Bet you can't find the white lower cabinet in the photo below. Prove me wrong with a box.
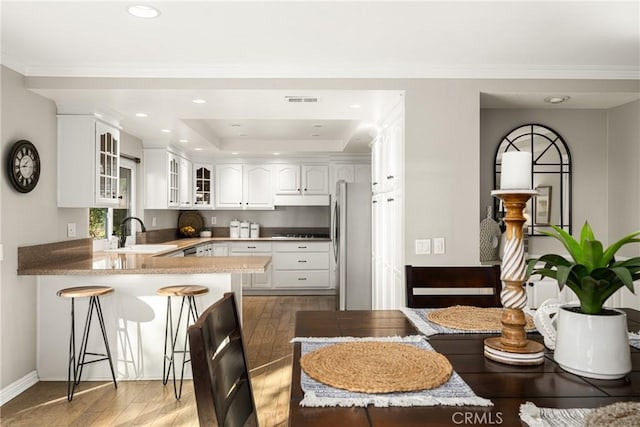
[230,242,272,289]
[525,277,578,309]
[272,241,330,289]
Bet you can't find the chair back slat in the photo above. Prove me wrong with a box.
[189,292,258,427]
[405,265,501,308]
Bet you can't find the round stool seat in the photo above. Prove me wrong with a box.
[57,286,114,298]
[157,285,209,297]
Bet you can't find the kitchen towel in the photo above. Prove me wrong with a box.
[291,335,493,408]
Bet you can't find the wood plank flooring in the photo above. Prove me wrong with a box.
[0,295,335,427]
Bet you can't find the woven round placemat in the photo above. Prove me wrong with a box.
[427,305,535,331]
[300,342,452,394]
[585,402,640,427]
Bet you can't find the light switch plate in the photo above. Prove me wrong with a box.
[434,237,445,254]
[415,239,431,255]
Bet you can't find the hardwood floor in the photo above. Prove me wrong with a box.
[0,295,335,427]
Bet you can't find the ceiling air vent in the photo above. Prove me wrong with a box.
[285,96,319,103]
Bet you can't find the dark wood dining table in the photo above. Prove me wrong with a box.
[289,309,640,426]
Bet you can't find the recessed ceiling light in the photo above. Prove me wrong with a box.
[194,147,204,151]
[231,152,239,155]
[273,152,280,156]
[544,95,571,104]
[350,104,361,109]
[179,139,188,143]
[161,129,171,133]
[135,112,148,118]
[192,99,207,104]
[127,5,160,19]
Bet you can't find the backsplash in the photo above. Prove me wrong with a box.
[144,205,330,232]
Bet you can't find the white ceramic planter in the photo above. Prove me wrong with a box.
[554,305,631,380]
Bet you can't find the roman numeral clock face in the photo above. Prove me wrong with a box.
[8,140,40,193]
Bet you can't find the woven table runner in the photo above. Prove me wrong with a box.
[401,306,536,336]
[520,401,640,427]
[291,335,493,408]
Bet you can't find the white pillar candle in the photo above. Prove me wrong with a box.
[500,151,532,190]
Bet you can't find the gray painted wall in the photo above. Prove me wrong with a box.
[607,100,640,257]
[1,67,87,389]
[480,108,609,256]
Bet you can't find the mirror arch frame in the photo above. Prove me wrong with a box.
[493,123,572,236]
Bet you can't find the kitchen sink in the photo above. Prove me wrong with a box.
[104,244,179,254]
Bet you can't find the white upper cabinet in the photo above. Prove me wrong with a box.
[372,105,403,194]
[302,164,329,194]
[244,164,274,209]
[216,163,274,210]
[179,156,193,208]
[273,163,329,206]
[167,153,180,208]
[58,115,120,208]
[331,164,355,187]
[144,148,192,209]
[274,164,302,195]
[215,164,244,208]
[193,163,214,208]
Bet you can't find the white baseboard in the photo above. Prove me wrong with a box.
[0,371,39,406]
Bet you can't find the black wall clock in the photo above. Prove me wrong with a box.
[7,139,41,193]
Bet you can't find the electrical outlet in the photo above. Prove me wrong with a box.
[152,217,157,227]
[434,237,445,254]
[415,239,431,255]
[67,223,76,238]
[211,216,217,225]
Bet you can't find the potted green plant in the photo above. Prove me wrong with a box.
[526,222,640,379]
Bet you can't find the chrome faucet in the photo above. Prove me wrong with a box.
[118,216,147,248]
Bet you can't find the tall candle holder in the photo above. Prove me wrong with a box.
[484,190,545,365]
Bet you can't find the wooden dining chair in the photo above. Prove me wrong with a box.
[405,265,502,308]
[188,292,258,427]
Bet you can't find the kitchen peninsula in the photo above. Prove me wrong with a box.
[18,238,270,382]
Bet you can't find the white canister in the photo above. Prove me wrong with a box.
[230,220,240,238]
[250,223,260,238]
[239,221,250,238]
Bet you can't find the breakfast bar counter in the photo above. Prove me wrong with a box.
[18,238,271,382]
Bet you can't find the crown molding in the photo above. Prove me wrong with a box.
[5,60,639,80]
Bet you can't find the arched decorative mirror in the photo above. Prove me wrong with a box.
[494,124,572,236]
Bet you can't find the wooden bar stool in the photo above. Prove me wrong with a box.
[157,285,209,399]
[56,285,117,401]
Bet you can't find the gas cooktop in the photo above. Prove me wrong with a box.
[271,233,330,239]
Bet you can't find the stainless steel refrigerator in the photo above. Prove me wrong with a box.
[332,180,372,310]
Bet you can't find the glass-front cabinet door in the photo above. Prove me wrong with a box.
[194,163,213,207]
[95,122,120,205]
[168,153,180,208]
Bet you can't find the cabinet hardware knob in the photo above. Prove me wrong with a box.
[387,198,395,202]
[298,246,307,249]
[387,175,394,179]
[372,182,378,185]
[372,200,378,204]
[298,277,307,281]
[248,246,256,249]
[298,260,307,263]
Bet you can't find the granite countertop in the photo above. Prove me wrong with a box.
[18,234,332,276]
[17,238,271,276]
